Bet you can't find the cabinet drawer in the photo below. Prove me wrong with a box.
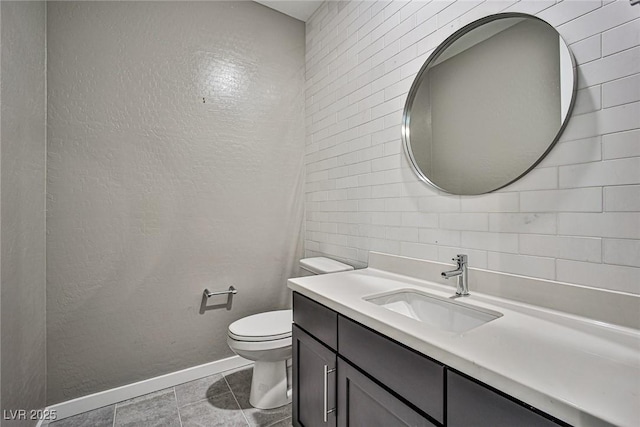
[447,370,565,427]
[293,292,338,350]
[338,316,444,423]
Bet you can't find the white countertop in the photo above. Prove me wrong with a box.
[288,266,640,427]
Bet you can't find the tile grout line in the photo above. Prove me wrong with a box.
[173,388,183,427]
[176,393,230,411]
[223,373,251,427]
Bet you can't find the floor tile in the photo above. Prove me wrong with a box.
[49,405,114,427]
[114,389,180,427]
[265,417,293,427]
[175,373,230,407]
[179,391,249,427]
[224,367,292,427]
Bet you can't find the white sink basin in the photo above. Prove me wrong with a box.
[365,290,502,333]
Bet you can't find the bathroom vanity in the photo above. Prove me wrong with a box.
[292,293,565,427]
[288,253,640,427]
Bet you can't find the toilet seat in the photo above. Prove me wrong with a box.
[227,336,292,353]
[228,309,292,342]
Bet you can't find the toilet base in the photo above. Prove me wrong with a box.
[249,360,292,409]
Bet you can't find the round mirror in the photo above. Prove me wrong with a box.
[402,13,576,195]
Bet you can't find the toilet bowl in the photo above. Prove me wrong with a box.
[227,310,293,409]
[227,257,353,409]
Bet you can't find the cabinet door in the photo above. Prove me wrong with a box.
[447,370,565,427]
[337,358,437,427]
[293,324,337,427]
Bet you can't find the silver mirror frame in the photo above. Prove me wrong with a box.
[401,13,577,195]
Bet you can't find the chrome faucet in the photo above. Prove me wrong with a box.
[441,254,469,297]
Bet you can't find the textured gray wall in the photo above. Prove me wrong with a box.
[1,1,47,424]
[47,1,305,403]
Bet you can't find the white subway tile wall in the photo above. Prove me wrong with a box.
[304,0,640,294]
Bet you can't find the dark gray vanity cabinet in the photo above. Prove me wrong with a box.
[292,292,568,427]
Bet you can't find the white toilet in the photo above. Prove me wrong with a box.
[227,257,353,409]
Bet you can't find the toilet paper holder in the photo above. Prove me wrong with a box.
[203,286,237,299]
[201,286,237,312]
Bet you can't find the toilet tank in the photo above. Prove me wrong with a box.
[299,257,354,275]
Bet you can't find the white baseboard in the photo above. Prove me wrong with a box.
[45,355,252,421]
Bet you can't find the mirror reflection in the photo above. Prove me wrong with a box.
[403,14,576,195]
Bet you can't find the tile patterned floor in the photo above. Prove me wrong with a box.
[46,366,292,427]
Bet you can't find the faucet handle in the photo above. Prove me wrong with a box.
[453,254,467,263]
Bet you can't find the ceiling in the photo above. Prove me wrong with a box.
[255,0,324,22]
